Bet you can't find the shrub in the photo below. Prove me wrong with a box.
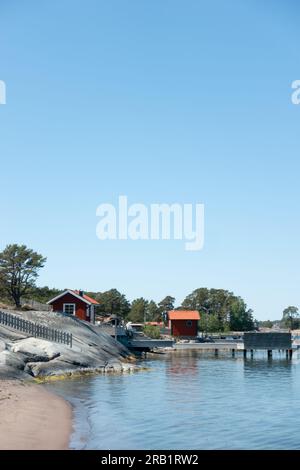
[143,324,161,339]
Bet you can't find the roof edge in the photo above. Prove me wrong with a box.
[47,289,94,306]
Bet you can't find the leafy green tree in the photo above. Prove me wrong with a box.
[282,306,299,330]
[128,298,149,322]
[30,286,63,304]
[199,313,222,333]
[182,287,254,332]
[0,244,46,308]
[182,288,210,312]
[229,299,254,331]
[146,300,160,322]
[158,295,175,323]
[158,296,175,315]
[94,288,130,318]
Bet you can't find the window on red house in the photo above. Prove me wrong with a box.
[63,303,76,316]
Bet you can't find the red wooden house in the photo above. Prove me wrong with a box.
[167,310,200,338]
[47,289,99,323]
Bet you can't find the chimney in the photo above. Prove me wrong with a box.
[79,290,84,297]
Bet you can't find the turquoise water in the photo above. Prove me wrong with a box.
[46,351,300,450]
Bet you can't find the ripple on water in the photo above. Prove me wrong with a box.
[45,351,300,450]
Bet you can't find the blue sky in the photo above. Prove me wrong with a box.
[0,0,300,319]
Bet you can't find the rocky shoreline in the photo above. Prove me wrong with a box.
[0,310,141,449]
[0,309,138,380]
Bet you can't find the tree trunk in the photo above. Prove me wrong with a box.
[12,293,21,309]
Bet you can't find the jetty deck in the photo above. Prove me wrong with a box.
[127,338,174,351]
[173,333,295,359]
[174,342,240,351]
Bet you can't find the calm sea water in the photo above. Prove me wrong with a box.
[46,351,300,450]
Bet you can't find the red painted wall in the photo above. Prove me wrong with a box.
[171,320,198,337]
[50,293,89,321]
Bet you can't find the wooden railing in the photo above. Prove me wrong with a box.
[0,311,72,348]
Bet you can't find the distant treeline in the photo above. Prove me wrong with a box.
[26,286,255,332]
[1,243,287,333]
[259,309,300,331]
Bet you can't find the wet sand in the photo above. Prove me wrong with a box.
[0,380,72,450]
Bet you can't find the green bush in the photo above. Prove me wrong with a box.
[143,324,161,339]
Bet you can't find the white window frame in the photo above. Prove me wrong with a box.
[63,303,76,316]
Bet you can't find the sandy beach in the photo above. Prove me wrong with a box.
[0,380,72,450]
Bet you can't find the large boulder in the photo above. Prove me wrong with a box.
[0,350,26,371]
[10,338,61,362]
[25,358,85,377]
[0,309,135,379]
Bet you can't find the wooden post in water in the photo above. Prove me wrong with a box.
[250,349,254,358]
[231,349,235,357]
[214,349,218,357]
[289,349,293,360]
[267,350,272,359]
[243,349,247,358]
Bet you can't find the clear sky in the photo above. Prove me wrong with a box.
[0,0,300,320]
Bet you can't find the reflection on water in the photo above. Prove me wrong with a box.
[46,351,300,450]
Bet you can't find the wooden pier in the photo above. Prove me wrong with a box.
[174,342,239,352]
[243,332,293,358]
[173,333,294,359]
[126,338,174,351]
